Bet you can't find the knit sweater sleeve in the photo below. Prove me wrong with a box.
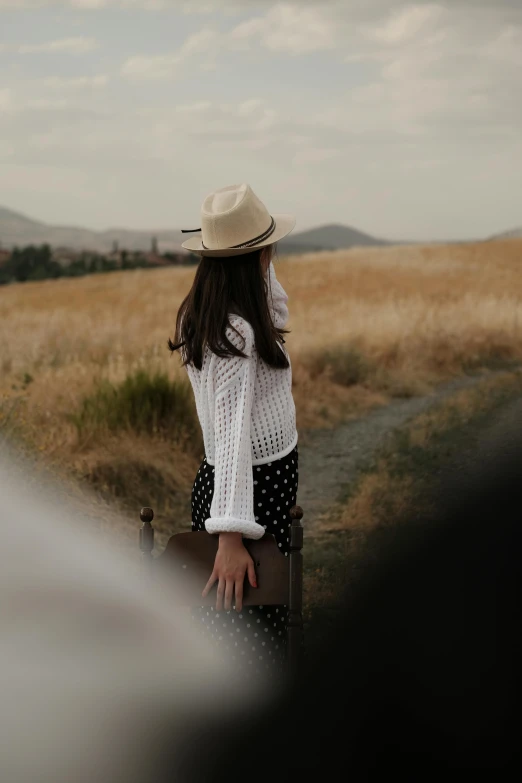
[266,259,289,329]
[204,317,265,540]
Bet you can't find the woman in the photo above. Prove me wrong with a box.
[168,183,299,677]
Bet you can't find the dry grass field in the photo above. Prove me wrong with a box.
[1,238,521,546]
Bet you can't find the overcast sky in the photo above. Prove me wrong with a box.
[0,0,520,241]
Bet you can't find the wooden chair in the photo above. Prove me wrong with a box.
[139,505,305,675]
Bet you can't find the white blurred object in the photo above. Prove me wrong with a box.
[0,442,266,783]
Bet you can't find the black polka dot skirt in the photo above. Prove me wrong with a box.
[191,443,299,679]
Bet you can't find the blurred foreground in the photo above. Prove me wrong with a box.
[183,398,522,779]
[0,441,268,783]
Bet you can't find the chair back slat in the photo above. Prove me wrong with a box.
[139,506,304,674]
[154,532,289,607]
[287,511,304,672]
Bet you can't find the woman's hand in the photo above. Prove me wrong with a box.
[202,532,257,612]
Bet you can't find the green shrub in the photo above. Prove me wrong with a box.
[70,370,198,440]
[307,344,372,387]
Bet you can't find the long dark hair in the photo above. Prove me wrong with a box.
[167,243,290,371]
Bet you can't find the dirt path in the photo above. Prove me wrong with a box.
[296,370,509,536]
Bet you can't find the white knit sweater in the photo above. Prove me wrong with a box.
[184,260,298,540]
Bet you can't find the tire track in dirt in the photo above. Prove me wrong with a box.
[296,370,512,536]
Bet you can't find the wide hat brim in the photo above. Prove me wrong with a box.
[181,214,296,257]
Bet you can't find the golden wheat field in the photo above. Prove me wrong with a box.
[2,239,522,545]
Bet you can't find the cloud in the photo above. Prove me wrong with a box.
[121,3,337,81]
[120,52,179,78]
[174,100,213,114]
[229,4,337,54]
[121,28,218,78]
[483,24,522,66]
[0,0,502,7]
[0,0,520,12]
[0,87,14,113]
[200,99,278,133]
[365,3,446,44]
[292,146,340,166]
[0,0,243,8]
[180,1,242,13]
[135,98,341,164]
[17,37,98,54]
[118,0,521,89]
[298,2,522,140]
[141,98,278,136]
[26,98,71,109]
[70,0,119,6]
[1,162,92,197]
[0,0,147,6]
[43,74,109,88]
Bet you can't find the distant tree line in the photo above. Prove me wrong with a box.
[0,244,198,285]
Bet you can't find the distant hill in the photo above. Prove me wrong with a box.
[278,223,389,253]
[0,206,185,254]
[0,206,394,256]
[489,227,522,240]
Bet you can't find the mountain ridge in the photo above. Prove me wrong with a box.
[279,222,389,250]
[488,227,522,240]
[0,206,390,254]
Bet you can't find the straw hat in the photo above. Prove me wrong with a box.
[181,183,296,257]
